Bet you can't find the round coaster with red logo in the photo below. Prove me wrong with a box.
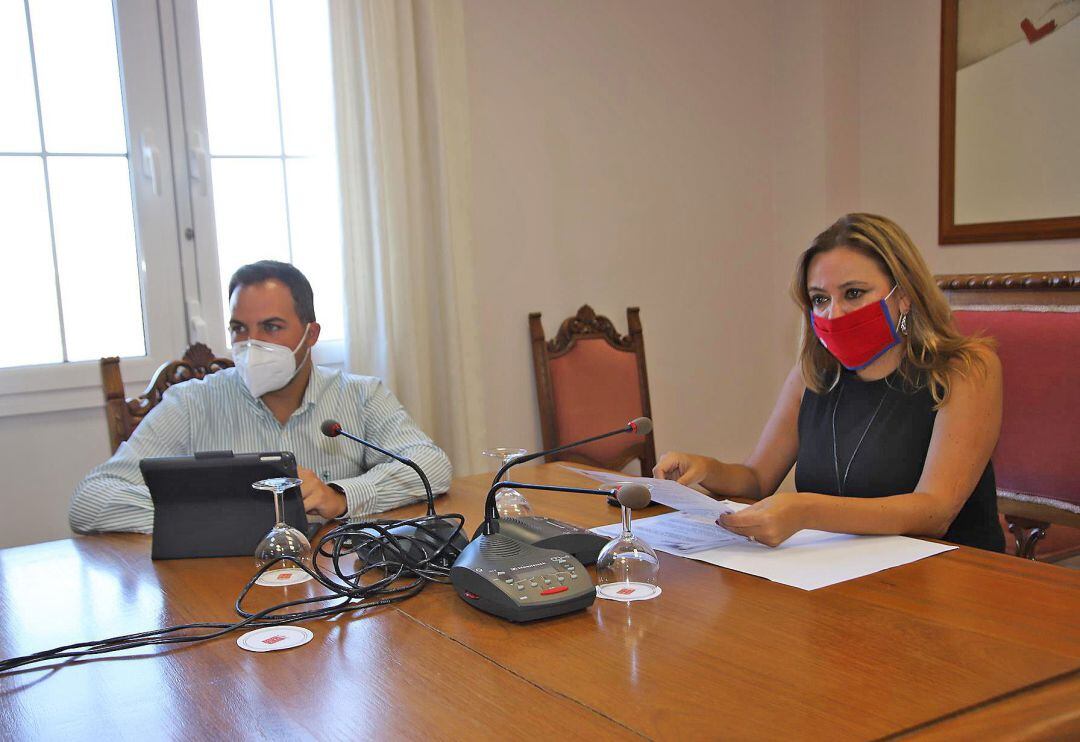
[237,626,314,653]
[255,568,313,587]
[595,582,662,602]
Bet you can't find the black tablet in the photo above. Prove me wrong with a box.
[141,450,314,560]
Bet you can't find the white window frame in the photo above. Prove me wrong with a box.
[0,0,344,418]
[172,0,344,365]
[0,0,187,417]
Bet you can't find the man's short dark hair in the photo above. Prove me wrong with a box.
[227,260,317,324]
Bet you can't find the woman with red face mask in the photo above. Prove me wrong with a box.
[655,213,1005,551]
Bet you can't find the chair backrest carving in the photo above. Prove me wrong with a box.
[100,342,234,453]
[530,305,656,474]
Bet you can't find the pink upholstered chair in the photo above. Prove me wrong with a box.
[938,272,1080,561]
[529,305,656,474]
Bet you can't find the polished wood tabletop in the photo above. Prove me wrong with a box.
[1,464,1078,740]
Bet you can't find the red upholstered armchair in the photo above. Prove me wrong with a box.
[938,272,1080,561]
[529,305,656,474]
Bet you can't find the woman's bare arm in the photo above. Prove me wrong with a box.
[654,365,804,500]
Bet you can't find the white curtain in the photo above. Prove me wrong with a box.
[329,0,487,474]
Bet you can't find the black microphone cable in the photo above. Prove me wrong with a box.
[0,509,468,674]
[1,418,470,674]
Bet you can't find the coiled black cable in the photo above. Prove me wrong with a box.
[0,511,467,674]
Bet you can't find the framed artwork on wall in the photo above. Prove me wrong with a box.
[939,0,1080,244]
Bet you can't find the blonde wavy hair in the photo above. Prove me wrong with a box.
[791,213,992,407]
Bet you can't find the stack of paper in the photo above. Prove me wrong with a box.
[566,465,957,591]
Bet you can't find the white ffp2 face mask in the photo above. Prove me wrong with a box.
[232,324,311,398]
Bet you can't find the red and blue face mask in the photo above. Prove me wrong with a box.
[810,285,902,370]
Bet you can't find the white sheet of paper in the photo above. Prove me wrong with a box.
[683,534,956,591]
[593,511,747,553]
[592,508,957,590]
[559,465,733,514]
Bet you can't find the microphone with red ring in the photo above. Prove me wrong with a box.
[477,417,654,564]
[321,419,437,515]
[319,419,467,570]
[490,416,653,485]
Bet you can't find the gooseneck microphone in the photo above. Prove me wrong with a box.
[474,416,654,566]
[450,481,652,622]
[319,419,467,569]
[481,481,652,530]
[491,416,653,484]
[321,419,435,516]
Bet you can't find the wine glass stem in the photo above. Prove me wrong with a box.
[273,488,286,527]
[621,505,633,537]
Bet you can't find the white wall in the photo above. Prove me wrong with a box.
[0,408,112,547]
[856,0,1080,272]
[464,0,798,478]
[1,0,1076,550]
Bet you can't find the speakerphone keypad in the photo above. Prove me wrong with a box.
[498,555,583,602]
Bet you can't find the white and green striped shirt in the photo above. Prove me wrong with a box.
[69,366,452,534]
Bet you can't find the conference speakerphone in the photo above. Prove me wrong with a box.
[475,514,610,565]
[450,481,651,621]
[450,533,595,621]
[451,419,654,622]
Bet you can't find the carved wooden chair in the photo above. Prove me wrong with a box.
[937,271,1080,561]
[529,305,656,474]
[100,342,234,454]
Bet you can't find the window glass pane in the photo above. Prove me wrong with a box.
[196,0,343,348]
[197,0,281,156]
[48,156,145,361]
[273,0,336,157]
[0,157,63,367]
[287,157,342,340]
[0,1,42,152]
[211,158,290,316]
[28,0,126,154]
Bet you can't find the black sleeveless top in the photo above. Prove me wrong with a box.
[795,369,1004,552]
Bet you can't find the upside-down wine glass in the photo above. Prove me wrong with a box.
[253,477,312,570]
[481,447,534,517]
[595,494,660,601]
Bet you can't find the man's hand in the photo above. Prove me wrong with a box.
[717,492,811,547]
[296,466,348,520]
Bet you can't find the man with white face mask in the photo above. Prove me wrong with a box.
[70,261,452,534]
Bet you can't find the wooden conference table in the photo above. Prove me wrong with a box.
[1,464,1078,740]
